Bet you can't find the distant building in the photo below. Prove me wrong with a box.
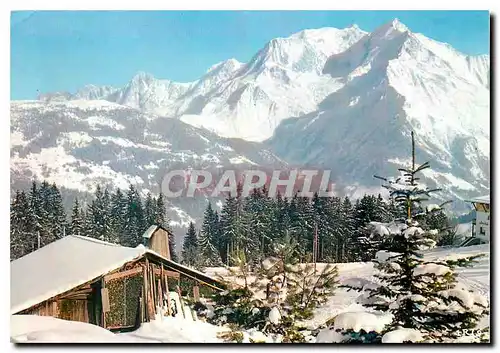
[461,195,490,247]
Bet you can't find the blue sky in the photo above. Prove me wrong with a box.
[11,10,490,100]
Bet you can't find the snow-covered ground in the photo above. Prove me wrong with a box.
[11,244,489,343]
[11,314,227,343]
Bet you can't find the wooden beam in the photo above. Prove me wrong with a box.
[104,266,143,282]
[101,278,106,329]
[142,265,149,322]
[153,267,180,279]
[163,268,171,316]
[150,263,156,310]
[176,286,185,318]
[193,286,200,302]
[156,278,161,305]
[146,261,155,319]
[101,288,110,313]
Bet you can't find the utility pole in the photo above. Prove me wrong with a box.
[313,223,318,272]
[37,231,40,249]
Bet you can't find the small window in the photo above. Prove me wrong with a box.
[480,227,486,235]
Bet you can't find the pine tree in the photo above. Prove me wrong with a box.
[199,202,222,266]
[220,194,239,265]
[211,233,339,343]
[89,185,104,240]
[270,191,291,244]
[295,195,315,260]
[101,188,112,242]
[10,190,30,260]
[82,206,94,238]
[27,181,44,251]
[339,196,356,262]
[110,188,127,244]
[48,183,67,240]
[144,192,156,226]
[122,185,145,247]
[70,197,84,236]
[342,132,489,342]
[181,221,199,267]
[38,180,53,247]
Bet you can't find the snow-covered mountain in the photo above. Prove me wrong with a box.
[38,26,367,141]
[12,19,490,221]
[267,19,490,206]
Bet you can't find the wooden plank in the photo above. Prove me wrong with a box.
[150,263,156,310]
[101,288,110,313]
[176,286,186,318]
[101,278,106,329]
[63,294,90,300]
[104,266,143,282]
[139,286,144,324]
[146,261,155,319]
[142,265,149,322]
[193,286,200,302]
[84,301,89,323]
[157,279,162,305]
[153,267,180,279]
[164,272,171,316]
[52,301,58,317]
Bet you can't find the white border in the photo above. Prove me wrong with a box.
[2,1,497,352]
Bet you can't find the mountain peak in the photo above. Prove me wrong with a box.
[372,18,409,37]
[130,71,156,84]
[206,58,243,74]
[366,18,410,44]
[391,18,408,32]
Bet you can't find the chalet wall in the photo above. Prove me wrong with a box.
[20,298,90,324]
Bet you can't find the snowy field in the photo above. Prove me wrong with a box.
[11,244,489,343]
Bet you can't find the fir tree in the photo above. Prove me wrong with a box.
[10,190,31,260]
[339,196,357,262]
[48,183,67,240]
[70,197,84,236]
[220,194,239,265]
[27,181,42,251]
[199,202,222,266]
[122,185,144,247]
[342,132,489,342]
[38,181,53,247]
[181,221,199,267]
[110,188,127,244]
[144,192,156,226]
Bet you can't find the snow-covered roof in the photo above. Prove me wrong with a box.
[11,235,146,315]
[142,224,169,239]
[11,234,224,315]
[465,195,490,204]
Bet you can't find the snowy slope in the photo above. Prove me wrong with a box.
[11,314,228,343]
[267,19,490,208]
[205,243,490,333]
[10,100,287,236]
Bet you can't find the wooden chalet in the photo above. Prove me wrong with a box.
[10,226,225,331]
